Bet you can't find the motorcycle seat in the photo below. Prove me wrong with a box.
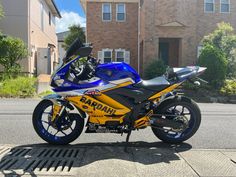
[134,76,170,91]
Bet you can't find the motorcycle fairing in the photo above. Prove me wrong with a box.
[66,93,131,125]
[51,59,141,93]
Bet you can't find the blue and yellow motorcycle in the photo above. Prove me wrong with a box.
[32,38,206,147]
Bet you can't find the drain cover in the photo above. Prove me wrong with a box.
[0,146,85,176]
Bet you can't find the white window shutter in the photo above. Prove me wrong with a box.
[125,51,130,64]
[98,51,104,63]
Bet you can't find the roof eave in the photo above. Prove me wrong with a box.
[46,0,62,18]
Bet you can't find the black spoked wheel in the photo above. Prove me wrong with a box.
[32,100,84,145]
[151,97,201,143]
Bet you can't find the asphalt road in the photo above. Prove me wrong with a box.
[0,99,235,149]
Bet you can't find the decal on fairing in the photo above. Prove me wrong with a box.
[80,96,116,115]
[84,89,101,96]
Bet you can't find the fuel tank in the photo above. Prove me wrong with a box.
[95,62,141,83]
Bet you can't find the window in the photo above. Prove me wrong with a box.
[115,50,125,62]
[221,0,230,13]
[40,2,44,30]
[102,3,111,21]
[104,50,112,63]
[115,49,130,64]
[116,4,125,21]
[98,49,113,63]
[204,0,214,13]
[49,12,51,25]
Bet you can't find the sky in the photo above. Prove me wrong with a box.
[54,0,86,33]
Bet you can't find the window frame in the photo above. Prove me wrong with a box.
[220,0,230,13]
[102,49,113,63]
[102,3,112,22]
[115,49,125,62]
[116,3,126,22]
[204,0,215,13]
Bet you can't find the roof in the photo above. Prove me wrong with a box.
[80,0,139,12]
[45,0,61,18]
[57,27,86,41]
[56,31,70,42]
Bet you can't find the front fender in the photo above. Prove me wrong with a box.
[43,94,87,118]
[43,94,62,100]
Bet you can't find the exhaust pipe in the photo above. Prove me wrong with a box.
[149,116,184,130]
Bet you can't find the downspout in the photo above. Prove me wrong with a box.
[137,0,141,74]
[28,0,32,76]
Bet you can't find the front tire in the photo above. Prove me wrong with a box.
[151,96,201,143]
[32,100,84,145]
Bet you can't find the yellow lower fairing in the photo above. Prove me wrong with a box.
[52,103,62,122]
[66,93,131,125]
[148,83,181,100]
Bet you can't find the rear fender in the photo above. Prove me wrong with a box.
[157,95,192,110]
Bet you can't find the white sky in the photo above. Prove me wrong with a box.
[56,11,86,33]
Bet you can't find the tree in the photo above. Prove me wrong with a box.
[202,22,236,78]
[198,45,227,88]
[63,25,85,50]
[0,36,28,78]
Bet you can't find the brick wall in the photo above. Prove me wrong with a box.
[86,2,139,71]
[141,0,236,69]
[85,0,236,74]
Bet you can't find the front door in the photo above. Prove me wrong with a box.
[159,42,169,65]
[159,38,180,67]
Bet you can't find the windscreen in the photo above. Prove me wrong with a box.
[64,38,83,62]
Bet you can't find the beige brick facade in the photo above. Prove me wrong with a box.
[81,0,236,74]
[0,0,61,75]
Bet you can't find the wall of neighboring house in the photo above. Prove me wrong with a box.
[141,0,236,71]
[0,0,29,73]
[140,0,198,70]
[0,0,59,76]
[196,0,236,46]
[30,0,58,75]
[86,1,139,71]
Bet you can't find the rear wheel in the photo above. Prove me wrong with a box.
[151,97,201,143]
[32,100,84,145]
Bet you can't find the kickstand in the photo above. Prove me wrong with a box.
[124,130,131,153]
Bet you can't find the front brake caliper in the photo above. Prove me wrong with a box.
[51,102,62,122]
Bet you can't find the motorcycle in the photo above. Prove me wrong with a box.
[32,38,206,149]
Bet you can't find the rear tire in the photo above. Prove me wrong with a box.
[151,96,201,144]
[32,100,84,145]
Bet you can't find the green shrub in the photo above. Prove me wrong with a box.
[198,45,227,88]
[0,35,28,78]
[220,79,236,95]
[0,77,36,97]
[144,59,167,79]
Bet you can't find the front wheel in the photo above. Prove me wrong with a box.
[32,100,84,145]
[151,96,201,143]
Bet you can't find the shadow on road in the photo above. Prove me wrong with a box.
[0,141,192,177]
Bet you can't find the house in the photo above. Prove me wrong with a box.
[80,0,235,74]
[0,0,61,76]
[81,0,139,71]
[57,31,70,63]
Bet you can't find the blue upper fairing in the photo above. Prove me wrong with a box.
[95,62,141,83]
[51,57,104,92]
[50,58,141,93]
